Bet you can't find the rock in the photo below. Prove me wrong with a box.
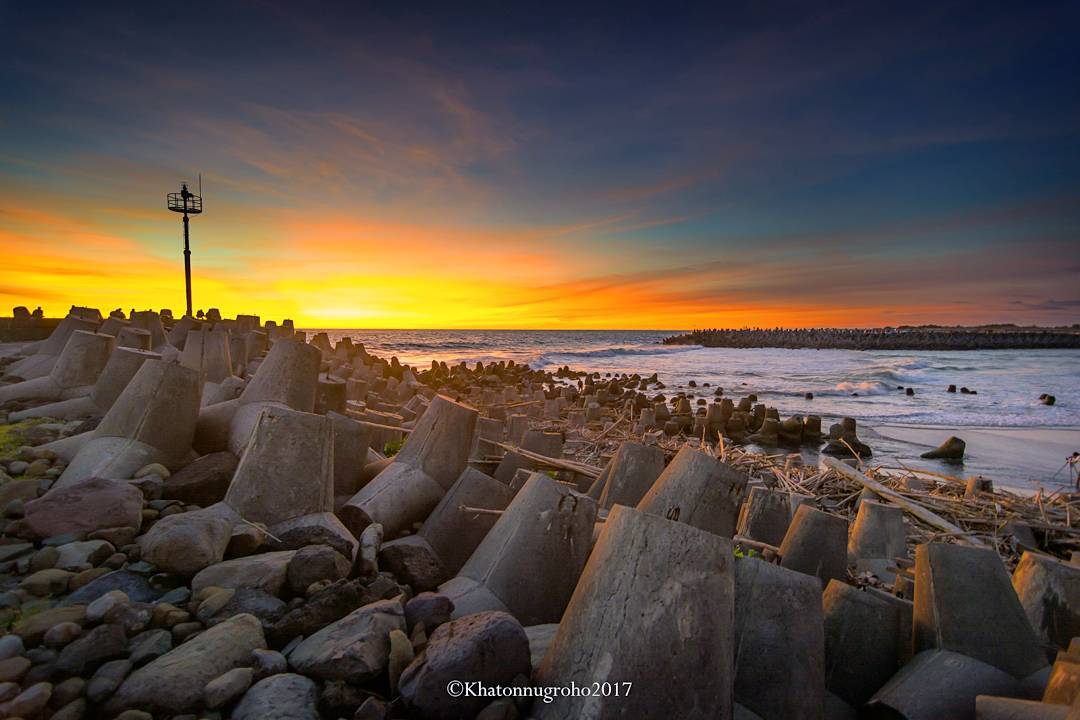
[266,512,357,558]
[31,546,63,572]
[266,579,366,645]
[12,605,87,647]
[203,587,287,628]
[138,507,233,576]
[1,681,52,718]
[0,656,30,683]
[288,598,405,681]
[134,463,169,479]
[400,611,531,720]
[70,566,110,590]
[86,590,130,623]
[354,696,390,720]
[250,648,286,680]
[54,539,114,571]
[86,658,132,703]
[379,541,446,592]
[21,477,143,539]
[106,613,267,714]
[51,675,85,707]
[405,592,454,633]
[191,551,296,598]
[285,544,351,596]
[0,634,25,661]
[128,629,172,665]
[232,673,320,720]
[52,698,88,720]
[43,621,82,648]
[54,623,128,675]
[388,628,414,693]
[356,523,383,579]
[204,666,253,709]
[921,436,966,460]
[162,451,237,506]
[63,570,158,606]
[20,567,74,596]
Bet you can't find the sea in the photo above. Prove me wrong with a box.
[306,329,1080,490]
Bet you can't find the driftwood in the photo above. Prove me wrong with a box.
[822,456,983,546]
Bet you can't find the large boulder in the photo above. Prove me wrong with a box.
[232,673,320,720]
[400,611,531,720]
[106,613,266,714]
[191,551,296,597]
[287,599,405,681]
[161,451,237,506]
[138,506,234,576]
[21,478,142,539]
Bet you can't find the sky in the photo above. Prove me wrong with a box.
[1,1,1078,329]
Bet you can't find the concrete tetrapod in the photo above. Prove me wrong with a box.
[10,346,161,421]
[129,310,172,354]
[848,499,908,583]
[7,315,100,379]
[0,330,114,403]
[535,505,734,720]
[1012,551,1080,652]
[327,411,373,498]
[380,467,516,577]
[339,395,478,539]
[734,556,825,719]
[736,486,792,547]
[493,429,563,484]
[975,696,1070,720]
[822,580,902,706]
[866,650,1024,720]
[192,338,321,454]
[636,445,748,538]
[52,359,202,490]
[180,326,234,385]
[779,504,849,587]
[595,441,665,510]
[167,315,201,350]
[914,542,1048,679]
[224,405,334,527]
[438,473,596,625]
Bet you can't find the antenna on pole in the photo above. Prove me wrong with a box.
[166,178,204,318]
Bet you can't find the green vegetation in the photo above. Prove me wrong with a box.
[734,546,760,559]
[0,417,51,458]
[383,437,405,457]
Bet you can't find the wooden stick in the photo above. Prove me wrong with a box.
[822,456,984,546]
[458,505,505,517]
[491,441,603,479]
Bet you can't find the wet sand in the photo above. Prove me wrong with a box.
[871,423,1080,491]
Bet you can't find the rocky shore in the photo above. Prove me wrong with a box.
[664,325,1080,350]
[1,305,1079,719]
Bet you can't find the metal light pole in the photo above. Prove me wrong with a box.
[167,179,203,317]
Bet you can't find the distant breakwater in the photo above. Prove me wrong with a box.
[663,327,1080,350]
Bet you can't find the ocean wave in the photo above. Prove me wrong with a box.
[834,380,893,396]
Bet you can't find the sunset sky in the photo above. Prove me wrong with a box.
[1,2,1078,329]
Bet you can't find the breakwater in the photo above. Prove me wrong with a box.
[664,326,1080,350]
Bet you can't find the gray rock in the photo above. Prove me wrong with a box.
[191,551,296,597]
[21,477,143,539]
[0,635,25,661]
[54,623,128,676]
[87,659,132,703]
[106,613,266,714]
[138,507,233,576]
[232,673,320,720]
[288,598,405,681]
[128,629,172,665]
[62,570,159,606]
[204,587,286,627]
[379,541,445,592]
[266,579,366,645]
[285,544,351,596]
[405,592,454,633]
[162,451,237,506]
[250,648,286,680]
[399,611,531,720]
[204,666,253,709]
